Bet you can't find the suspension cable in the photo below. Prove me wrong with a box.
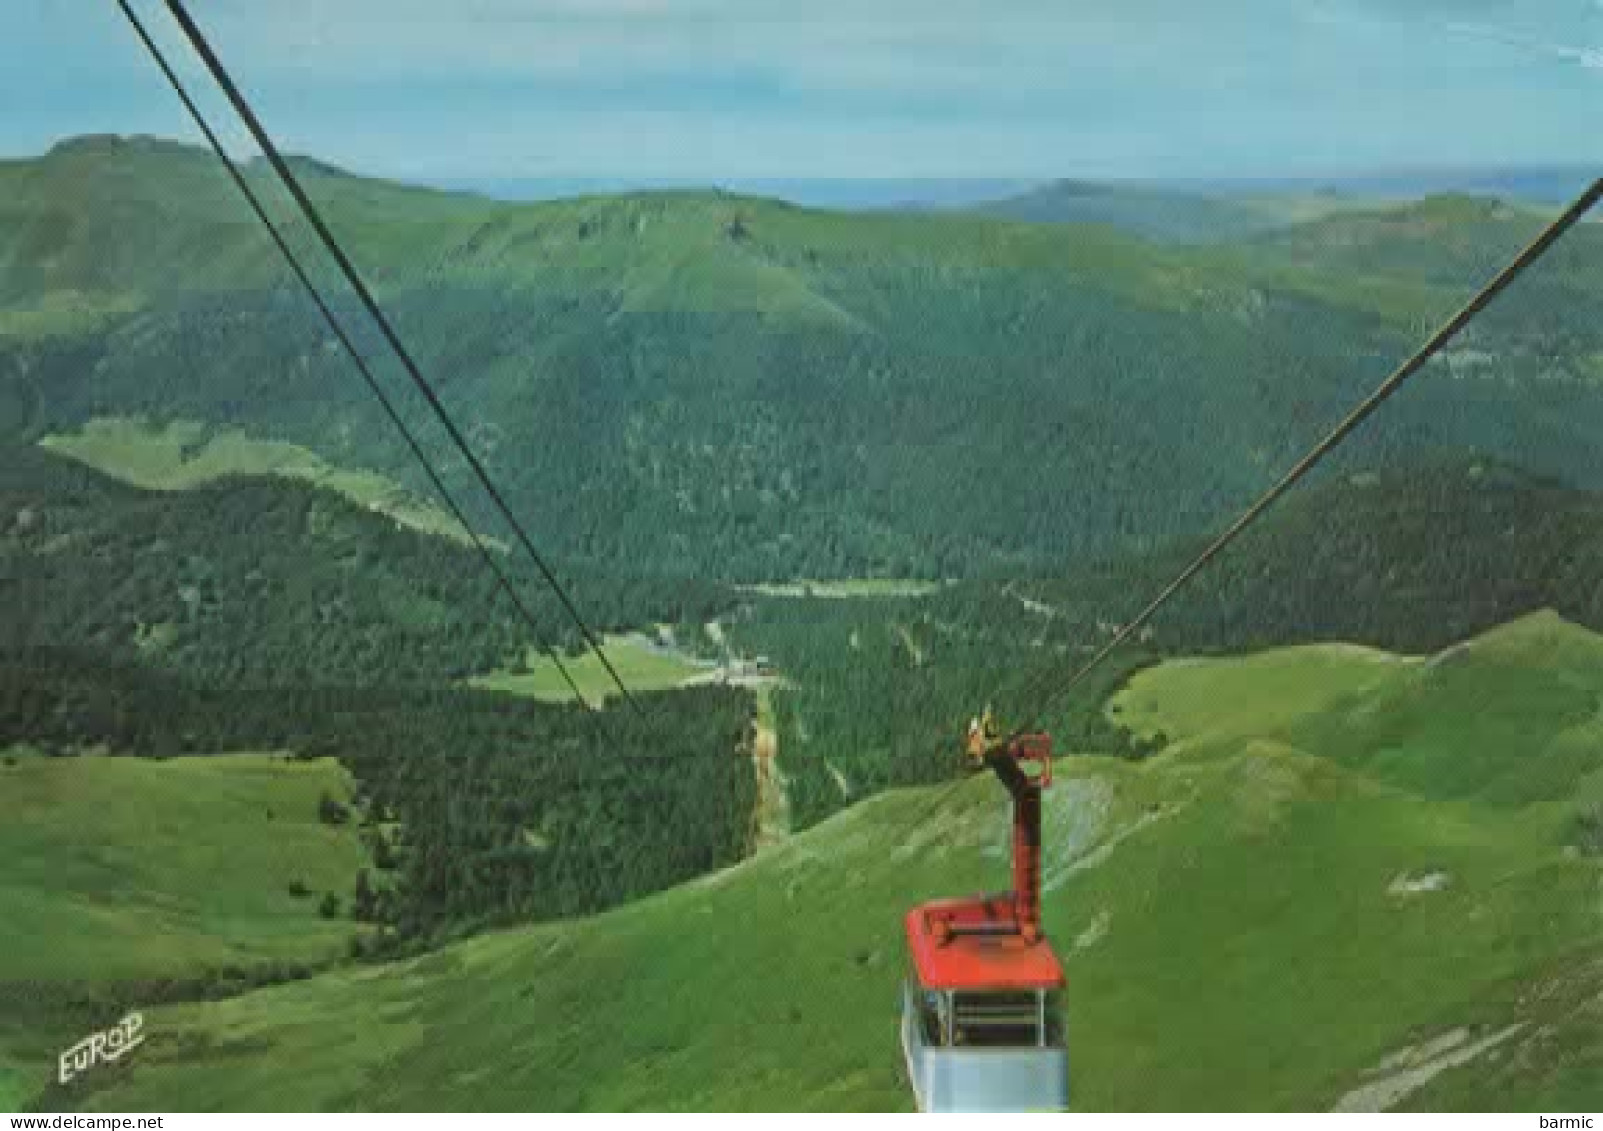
[1014,176,1603,732]
[156,0,642,715]
[112,0,595,709]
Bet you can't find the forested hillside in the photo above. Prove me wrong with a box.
[1,445,732,685]
[731,457,1603,828]
[1,438,751,953]
[6,136,1602,580]
[0,648,753,950]
[941,455,1603,656]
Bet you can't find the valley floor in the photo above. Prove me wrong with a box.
[14,613,1598,1112]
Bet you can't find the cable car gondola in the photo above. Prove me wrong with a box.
[901,724,1068,1113]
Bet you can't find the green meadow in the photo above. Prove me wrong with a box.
[41,418,472,546]
[0,752,366,984]
[467,635,708,704]
[741,580,944,599]
[0,752,369,1111]
[38,614,1600,1112]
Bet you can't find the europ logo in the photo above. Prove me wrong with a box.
[57,1013,145,1085]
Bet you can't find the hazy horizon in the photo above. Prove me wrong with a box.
[14,130,1597,212]
[7,1,1598,184]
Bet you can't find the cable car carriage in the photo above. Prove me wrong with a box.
[901,727,1068,1112]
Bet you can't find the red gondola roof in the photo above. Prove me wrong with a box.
[905,896,1065,991]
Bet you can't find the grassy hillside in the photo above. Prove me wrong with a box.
[0,751,365,983]
[34,615,1600,1112]
[1113,610,1603,811]
[6,137,1602,581]
[0,750,368,1111]
[0,649,757,961]
[0,135,489,307]
[41,417,471,545]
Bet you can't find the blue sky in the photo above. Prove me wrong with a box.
[5,0,1599,181]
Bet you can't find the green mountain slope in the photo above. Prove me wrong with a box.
[730,455,1603,830]
[1284,613,1603,808]
[0,648,756,966]
[0,444,732,686]
[39,417,473,544]
[1257,194,1578,287]
[0,751,365,984]
[983,456,1603,657]
[35,615,1599,1113]
[0,135,489,305]
[1115,610,1603,809]
[0,443,527,685]
[0,749,368,1115]
[975,179,1359,242]
[5,138,1602,580]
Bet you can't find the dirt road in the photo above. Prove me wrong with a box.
[749,687,791,852]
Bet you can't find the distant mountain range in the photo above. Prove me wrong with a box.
[4,135,1601,582]
[429,165,1597,217]
[1189,165,1598,205]
[970,180,1359,243]
[972,167,1596,242]
[431,176,1037,211]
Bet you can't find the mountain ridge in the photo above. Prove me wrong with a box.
[4,137,1601,582]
